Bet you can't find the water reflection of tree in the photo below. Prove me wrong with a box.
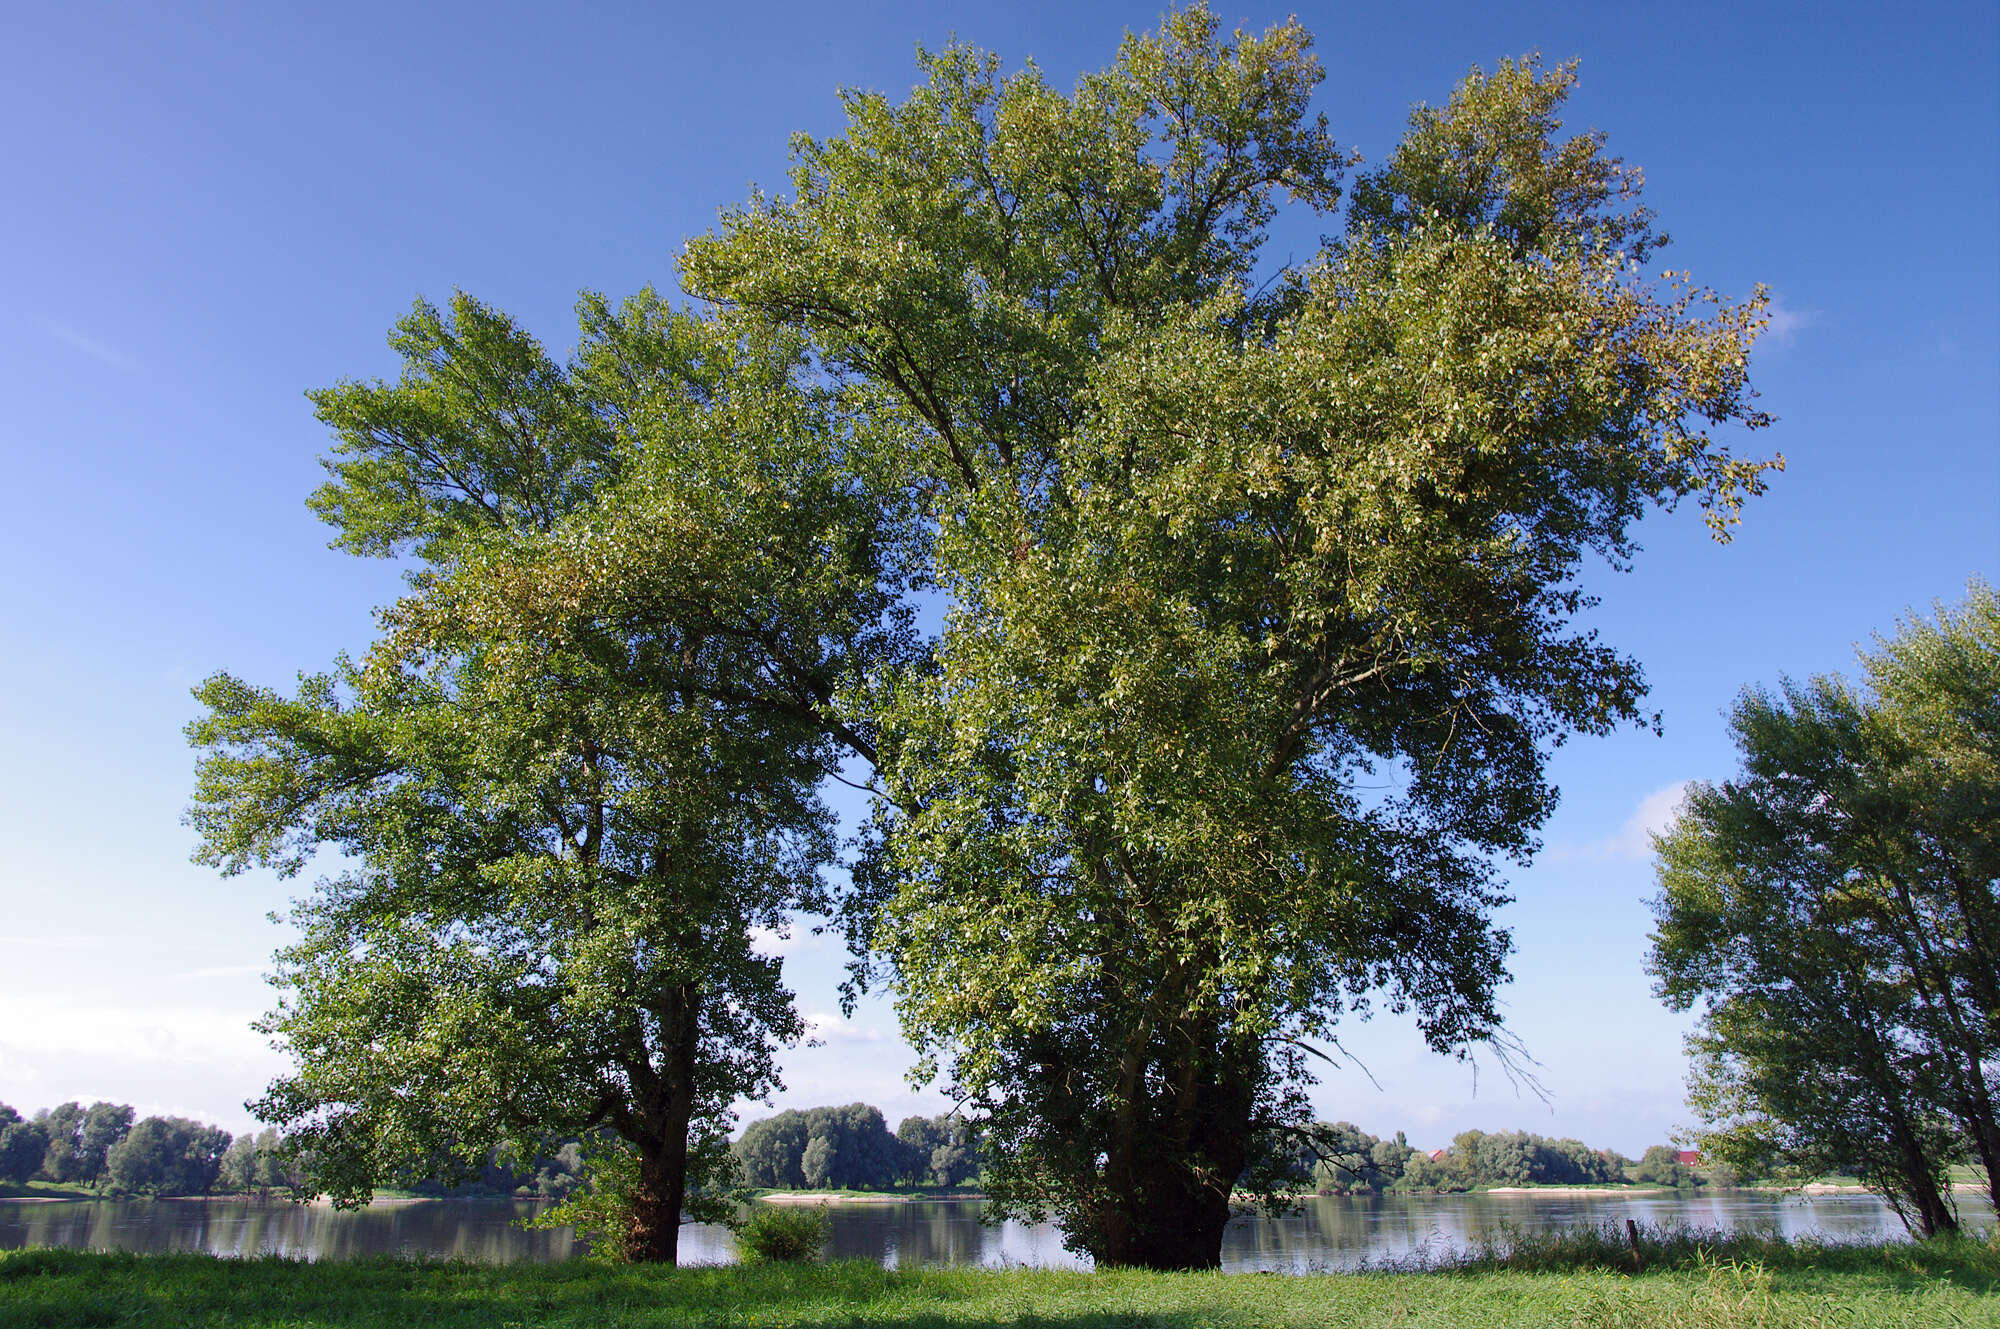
[4,1193,1985,1264]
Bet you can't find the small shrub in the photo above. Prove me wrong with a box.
[734,1203,828,1264]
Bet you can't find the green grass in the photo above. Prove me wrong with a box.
[1,1237,1994,1329]
[1376,1219,1999,1280]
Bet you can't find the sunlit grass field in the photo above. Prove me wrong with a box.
[2,1228,1995,1329]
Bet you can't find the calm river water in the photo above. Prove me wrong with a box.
[3,1192,1990,1270]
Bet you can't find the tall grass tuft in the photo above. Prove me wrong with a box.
[1569,1256,1846,1329]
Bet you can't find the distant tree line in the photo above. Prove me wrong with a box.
[1260,1124,1650,1194]
[0,1099,606,1200]
[733,1106,982,1190]
[0,1101,238,1196]
[4,1091,1718,1201]
[391,1139,592,1200]
[728,1107,1706,1196]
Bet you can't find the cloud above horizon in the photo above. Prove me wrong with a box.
[803,1011,888,1044]
[43,320,139,372]
[1763,296,1815,345]
[1544,782,1690,865]
[749,922,827,958]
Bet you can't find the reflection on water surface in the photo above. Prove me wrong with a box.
[3,1191,1990,1269]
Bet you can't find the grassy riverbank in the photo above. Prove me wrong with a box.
[3,1234,1994,1329]
[0,1183,97,1203]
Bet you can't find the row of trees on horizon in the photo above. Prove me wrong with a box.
[5,1093,1715,1203]
[0,1101,294,1198]
[733,1106,981,1191]
[726,1104,1712,1197]
[0,1100,596,1201]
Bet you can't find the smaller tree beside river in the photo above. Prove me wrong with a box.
[187,293,900,1262]
[1649,583,2000,1237]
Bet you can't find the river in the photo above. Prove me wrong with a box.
[2,1192,1990,1270]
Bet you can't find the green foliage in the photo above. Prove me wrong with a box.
[1649,582,2000,1237]
[521,1135,754,1262]
[0,1108,47,1186]
[186,291,897,1261]
[104,1116,233,1196]
[733,1203,830,1264]
[186,0,1780,1274]
[733,1105,971,1190]
[33,1101,133,1188]
[1633,1145,1705,1189]
[895,1113,983,1188]
[1416,1130,1630,1192]
[305,292,621,564]
[216,1128,306,1195]
[687,2,1775,1269]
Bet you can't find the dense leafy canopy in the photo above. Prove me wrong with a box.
[732,1106,982,1190]
[29,1102,133,1189]
[686,6,1774,1268]
[1649,583,1999,1237]
[216,1129,306,1195]
[186,293,901,1260]
[104,1117,233,1197]
[0,1110,47,1186]
[188,4,1781,1270]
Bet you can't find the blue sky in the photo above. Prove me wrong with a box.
[1,1,1993,1157]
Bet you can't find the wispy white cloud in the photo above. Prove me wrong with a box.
[42,320,139,372]
[174,963,270,981]
[0,934,142,949]
[802,1011,887,1044]
[748,923,825,958]
[0,995,273,1065]
[1763,297,1815,345]
[1544,782,1689,865]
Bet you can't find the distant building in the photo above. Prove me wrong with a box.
[1674,1149,1702,1166]
[1429,1149,1449,1162]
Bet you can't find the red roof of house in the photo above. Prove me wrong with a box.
[1674,1150,1702,1166]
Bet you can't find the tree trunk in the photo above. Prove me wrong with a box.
[1882,869,2000,1210]
[1884,1105,1957,1239]
[1943,1042,2000,1212]
[625,1142,687,1263]
[1084,1022,1256,1271]
[1096,1155,1239,1270]
[622,981,702,1263]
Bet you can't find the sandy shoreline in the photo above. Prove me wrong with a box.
[1795,1182,1989,1195]
[1481,1186,1669,1197]
[757,1191,984,1205]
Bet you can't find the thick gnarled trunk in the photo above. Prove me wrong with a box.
[621,980,703,1263]
[1092,1157,1239,1270]
[625,1141,689,1263]
[1081,1022,1257,1271]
